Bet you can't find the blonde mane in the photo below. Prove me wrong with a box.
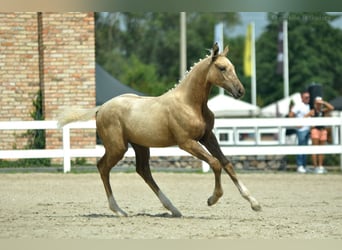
[170,46,229,92]
[169,52,212,92]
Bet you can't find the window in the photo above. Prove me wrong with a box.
[215,128,233,145]
[237,129,255,145]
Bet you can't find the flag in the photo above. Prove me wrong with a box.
[243,23,252,77]
[214,22,224,53]
[276,23,284,74]
[277,20,289,98]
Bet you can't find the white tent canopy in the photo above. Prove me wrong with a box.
[261,92,302,117]
[208,92,260,117]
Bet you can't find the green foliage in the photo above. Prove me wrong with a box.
[95,12,240,96]
[256,12,342,106]
[121,54,165,94]
[1,90,51,168]
[25,90,50,166]
[71,157,87,166]
[96,12,342,106]
[27,90,45,148]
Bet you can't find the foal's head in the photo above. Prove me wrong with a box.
[207,43,245,99]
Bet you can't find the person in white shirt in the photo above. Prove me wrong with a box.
[289,90,311,173]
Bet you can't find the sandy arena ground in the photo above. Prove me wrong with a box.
[0,172,341,239]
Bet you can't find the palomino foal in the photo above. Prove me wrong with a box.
[58,43,261,217]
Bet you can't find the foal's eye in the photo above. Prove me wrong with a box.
[217,66,226,72]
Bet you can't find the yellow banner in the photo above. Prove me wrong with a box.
[243,23,252,77]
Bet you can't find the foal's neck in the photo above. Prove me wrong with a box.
[176,58,212,107]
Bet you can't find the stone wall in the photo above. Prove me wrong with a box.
[117,155,287,171]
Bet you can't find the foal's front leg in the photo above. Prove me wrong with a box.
[200,131,261,211]
[179,140,224,206]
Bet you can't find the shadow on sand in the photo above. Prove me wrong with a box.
[81,212,221,220]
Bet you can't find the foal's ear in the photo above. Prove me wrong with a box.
[222,46,229,56]
[212,42,220,62]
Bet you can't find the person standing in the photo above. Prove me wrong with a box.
[285,100,297,144]
[289,90,311,173]
[310,96,334,174]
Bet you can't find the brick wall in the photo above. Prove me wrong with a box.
[0,12,40,150]
[42,13,96,159]
[0,12,96,164]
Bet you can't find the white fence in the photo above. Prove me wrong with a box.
[0,116,341,173]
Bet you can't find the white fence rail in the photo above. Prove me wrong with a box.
[0,116,341,173]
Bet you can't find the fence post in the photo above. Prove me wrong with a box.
[340,113,342,171]
[62,125,71,173]
[202,161,210,172]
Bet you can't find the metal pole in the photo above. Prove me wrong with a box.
[340,112,342,171]
[180,12,187,80]
[283,20,289,98]
[214,22,224,53]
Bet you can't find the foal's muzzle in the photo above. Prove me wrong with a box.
[231,85,245,99]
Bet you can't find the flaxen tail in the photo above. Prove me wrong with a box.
[57,107,101,128]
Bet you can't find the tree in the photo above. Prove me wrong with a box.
[121,54,164,94]
[95,12,240,96]
[256,12,342,106]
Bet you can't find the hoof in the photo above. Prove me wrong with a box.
[111,209,128,217]
[207,196,219,206]
[251,203,262,212]
[249,196,261,212]
[116,211,128,217]
[172,211,183,218]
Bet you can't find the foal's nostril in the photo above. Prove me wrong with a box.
[238,88,245,98]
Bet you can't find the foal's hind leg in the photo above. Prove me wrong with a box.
[97,150,128,216]
[131,143,182,217]
[200,131,261,211]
